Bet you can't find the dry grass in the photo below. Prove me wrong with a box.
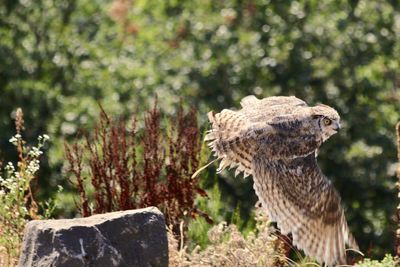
[169,205,289,267]
[0,246,17,267]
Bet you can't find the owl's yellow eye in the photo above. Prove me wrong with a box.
[323,118,332,126]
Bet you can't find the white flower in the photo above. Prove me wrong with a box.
[28,147,43,157]
[9,136,18,144]
[5,162,15,172]
[9,134,22,145]
[38,134,50,143]
[27,159,40,174]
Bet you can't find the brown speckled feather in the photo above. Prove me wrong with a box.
[204,95,358,266]
[206,96,322,176]
[252,152,358,265]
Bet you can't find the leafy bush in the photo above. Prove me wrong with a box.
[0,109,55,266]
[64,102,210,238]
[170,205,289,267]
[187,181,258,251]
[354,254,399,267]
[1,0,400,258]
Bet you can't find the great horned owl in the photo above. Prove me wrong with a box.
[203,95,358,266]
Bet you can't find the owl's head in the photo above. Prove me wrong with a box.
[311,104,341,141]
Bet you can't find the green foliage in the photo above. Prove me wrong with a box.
[187,184,225,249]
[0,0,400,259]
[188,181,257,250]
[355,254,399,267]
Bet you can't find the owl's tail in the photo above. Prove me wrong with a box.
[198,110,255,178]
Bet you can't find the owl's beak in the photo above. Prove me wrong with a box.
[332,122,341,132]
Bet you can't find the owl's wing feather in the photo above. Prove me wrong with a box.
[205,110,255,176]
[205,109,321,176]
[252,152,358,265]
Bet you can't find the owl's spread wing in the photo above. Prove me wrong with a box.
[205,108,321,177]
[205,109,255,176]
[252,152,358,265]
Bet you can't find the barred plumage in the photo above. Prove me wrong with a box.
[203,95,358,266]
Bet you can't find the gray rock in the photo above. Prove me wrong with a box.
[18,207,168,267]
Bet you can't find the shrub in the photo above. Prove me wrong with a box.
[354,254,399,267]
[0,108,53,266]
[64,102,210,238]
[169,204,289,267]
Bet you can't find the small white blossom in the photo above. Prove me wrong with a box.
[28,147,43,157]
[38,134,50,144]
[9,134,22,145]
[5,162,15,172]
[27,159,40,174]
[9,136,18,145]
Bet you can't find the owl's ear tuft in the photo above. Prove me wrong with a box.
[316,103,331,108]
[240,95,259,107]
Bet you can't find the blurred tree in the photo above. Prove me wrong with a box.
[0,0,399,258]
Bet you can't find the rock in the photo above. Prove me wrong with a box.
[18,207,168,267]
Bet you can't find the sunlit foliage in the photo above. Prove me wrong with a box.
[0,0,399,258]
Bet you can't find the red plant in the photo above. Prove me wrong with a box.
[64,102,210,238]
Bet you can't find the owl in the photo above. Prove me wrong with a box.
[202,95,358,266]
